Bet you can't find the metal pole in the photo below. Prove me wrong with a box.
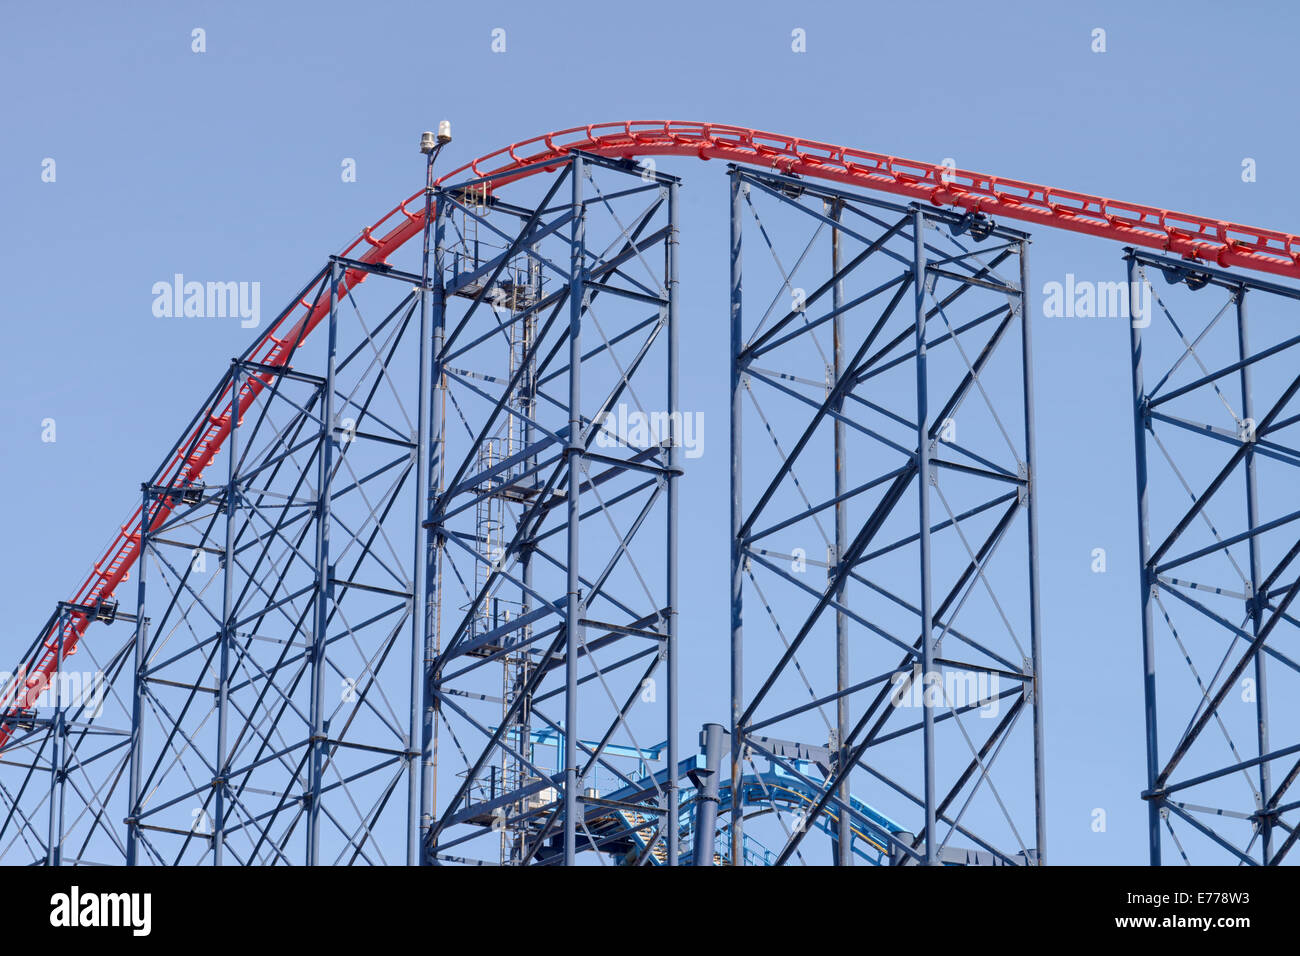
[831,198,851,866]
[45,608,67,866]
[1018,240,1048,864]
[306,265,340,864]
[912,207,938,865]
[409,146,435,865]
[729,170,745,865]
[692,722,724,865]
[1235,286,1272,862]
[564,155,585,864]
[215,364,242,865]
[514,239,539,866]
[421,188,449,862]
[1127,253,1162,865]
[665,177,681,866]
[126,487,151,865]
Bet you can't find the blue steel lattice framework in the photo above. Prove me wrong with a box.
[0,152,686,867]
[9,127,1300,868]
[420,153,683,866]
[728,167,1046,865]
[0,146,1064,869]
[0,256,437,864]
[130,258,439,865]
[1127,249,1300,865]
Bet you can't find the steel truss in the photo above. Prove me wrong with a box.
[728,167,1045,865]
[421,153,681,866]
[0,151,684,867]
[1,256,437,864]
[1128,249,1300,865]
[11,120,1300,868]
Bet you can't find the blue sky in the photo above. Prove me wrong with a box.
[2,0,1297,864]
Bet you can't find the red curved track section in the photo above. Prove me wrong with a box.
[4,120,1298,748]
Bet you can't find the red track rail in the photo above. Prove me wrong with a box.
[4,120,1298,748]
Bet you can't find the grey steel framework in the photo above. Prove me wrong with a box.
[1128,249,1300,865]
[728,167,1045,865]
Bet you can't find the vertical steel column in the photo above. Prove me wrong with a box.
[1235,286,1272,862]
[305,264,340,865]
[728,170,745,866]
[693,722,724,865]
[1018,241,1048,863]
[518,241,538,868]
[45,608,67,866]
[408,149,436,865]
[830,198,851,867]
[912,207,938,865]
[665,177,681,866]
[126,487,151,865]
[214,365,242,865]
[564,156,585,864]
[1126,253,1162,865]
[420,190,449,861]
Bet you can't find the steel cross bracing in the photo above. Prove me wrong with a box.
[420,154,682,866]
[0,256,439,864]
[6,121,1300,768]
[1127,250,1300,865]
[728,168,1045,866]
[3,121,1300,865]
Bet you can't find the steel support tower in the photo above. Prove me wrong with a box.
[9,120,1300,865]
[727,167,1045,865]
[1127,249,1300,865]
[421,153,682,866]
[1,254,438,864]
[0,150,684,867]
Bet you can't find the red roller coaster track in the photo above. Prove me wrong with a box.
[4,120,1298,748]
